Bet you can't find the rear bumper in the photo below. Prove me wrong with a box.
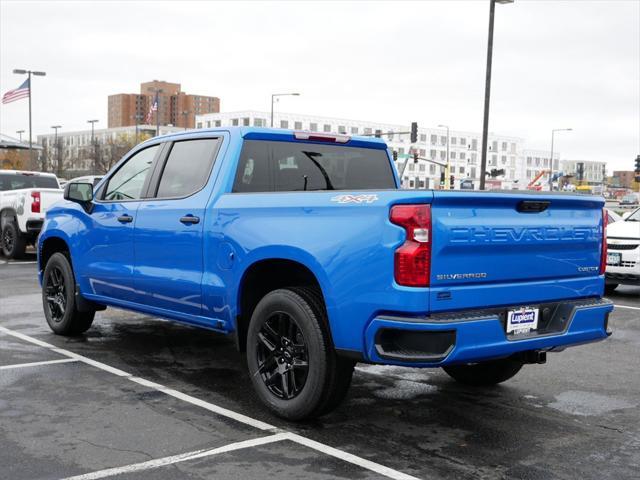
[606,273,640,285]
[25,219,44,236]
[364,298,613,367]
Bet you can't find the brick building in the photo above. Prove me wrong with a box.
[610,170,636,189]
[108,80,220,130]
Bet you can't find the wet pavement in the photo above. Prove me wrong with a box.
[1,254,639,479]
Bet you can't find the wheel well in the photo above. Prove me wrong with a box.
[0,208,17,229]
[40,237,70,273]
[236,259,326,352]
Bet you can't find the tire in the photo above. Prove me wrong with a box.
[1,221,27,259]
[443,358,523,386]
[246,287,354,421]
[42,252,95,336]
[605,283,618,295]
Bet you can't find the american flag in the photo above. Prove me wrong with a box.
[145,93,158,124]
[2,78,30,104]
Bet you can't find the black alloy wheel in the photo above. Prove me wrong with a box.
[45,266,67,323]
[2,226,14,254]
[255,311,309,400]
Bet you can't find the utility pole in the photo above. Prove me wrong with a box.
[13,69,46,169]
[479,0,513,190]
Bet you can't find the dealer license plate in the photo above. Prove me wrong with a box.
[607,252,621,266]
[506,307,539,335]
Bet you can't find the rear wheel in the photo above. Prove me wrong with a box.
[42,252,95,335]
[443,358,523,386]
[246,287,354,421]
[1,222,26,259]
[605,283,618,295]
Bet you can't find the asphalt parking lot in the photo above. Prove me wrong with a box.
[1,254,639,480]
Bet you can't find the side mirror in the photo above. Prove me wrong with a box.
[64,182,93,203]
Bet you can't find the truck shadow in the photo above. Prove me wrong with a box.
[54,310,632,480]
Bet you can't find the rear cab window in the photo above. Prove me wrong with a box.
[0,173,59,191]
[233,140,396,193]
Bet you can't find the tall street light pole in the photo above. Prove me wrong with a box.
[51,125,61,174]
[549,127,572,190]
[13,69,46,169]
[181,110,190,131]
[88,119,99,174]
[270,92,300,127]
[16,130,24,142]
[438,125,451,189]
[479,0,513,191]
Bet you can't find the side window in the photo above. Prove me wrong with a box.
[104,145,159,201]
[156,138,220,198]
[232,141,270,193]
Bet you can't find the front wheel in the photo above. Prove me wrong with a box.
[443,358,523,386]
[42,252,95,335]
[246,287,353,421]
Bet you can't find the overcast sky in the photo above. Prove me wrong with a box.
[1,0,638,172]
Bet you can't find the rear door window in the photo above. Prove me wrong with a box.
[155,138,220,198]
[232,140,395,192]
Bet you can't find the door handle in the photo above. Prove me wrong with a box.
[180,215,200,225]
[117,214,133,223]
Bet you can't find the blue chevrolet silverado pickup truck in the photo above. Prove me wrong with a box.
[37,127,613,420]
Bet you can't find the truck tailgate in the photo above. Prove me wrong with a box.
[38,188,64,214]
[429,191,605,312]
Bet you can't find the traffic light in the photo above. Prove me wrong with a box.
[413,152,419,163]
[635,154,640,173]
[393,150,398,162]
[374,129,382,138]
[576,162,585,181]
[440,171,445,185]
[410,122,418,144]
[450,175,455,189]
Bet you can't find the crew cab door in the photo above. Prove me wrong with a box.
[76,144,161,302]
[132,137,222,317]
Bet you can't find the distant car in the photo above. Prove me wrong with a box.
[58,178,69,188]
[605,207,640,293]
[620,193,640,206]
[606,208,622,224]
[68,175,103,187]
[0,170,63,258]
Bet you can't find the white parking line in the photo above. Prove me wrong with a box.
[614,304,640,311]
[283,433,422,480]
[0,358,79,370]
[0,325,421,480]
[60,433,290,480]
[6,260,38,265]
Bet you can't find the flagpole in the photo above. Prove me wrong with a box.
[28,71,33,168]
[12,69,46,170]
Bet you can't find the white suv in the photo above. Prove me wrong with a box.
[606,207,640,293]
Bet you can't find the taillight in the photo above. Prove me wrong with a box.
[390,204,431,287]
[31,191,41,213]
[599,207,607,275]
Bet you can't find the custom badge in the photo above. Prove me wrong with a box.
[330,194,378,204]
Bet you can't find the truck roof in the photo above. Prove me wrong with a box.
[144,127,389,150]
[0,169,58,178]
